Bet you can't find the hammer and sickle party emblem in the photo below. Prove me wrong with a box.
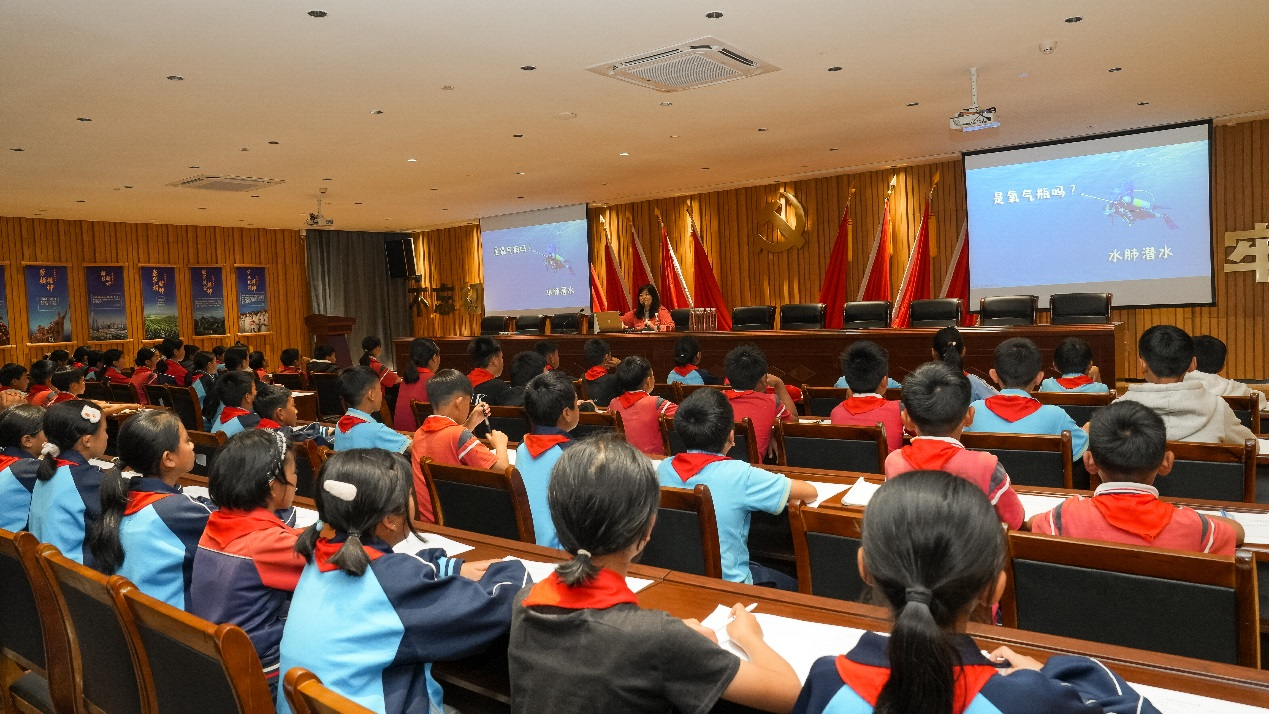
[756,191,807,252]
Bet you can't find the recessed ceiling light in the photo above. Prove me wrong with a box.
[827,66,842,72]
[442,208,448,211]
[10,148,23,152]
[757,127,767,132]
[189,165,199,169]
[1137,101,1150,106]
[430,187,438,191]
[307,10,327,17]
[513,134,524,138]
[354,202,362,205]
[76,200,85,203]
[659,102,673,107]
[829,147,839,151]
[322,177,332,180]
[1108,67,1122,72]
[1064,16,1082,23]
[906,102,919,106]
[267,140,279,145]
[238,219,245,222]
[406,158,417,162]
[441,85,455,91]
[516,172,525,175]
[77,117,92,122]
[555,112,577,120]
[1017,72,1030,78]
[124,185,133,189]
[240,147,249,151]
[669,135,679,138]
[166,75,184,81]
[521,65,536,71]
[250,195,260,198]
[618,152,629,156]
[705,11,723,18]
[198,207,207,210]
[517,196,525,199]
[700,167,710,170]
[113,188,121,191]
[370,109,384,114]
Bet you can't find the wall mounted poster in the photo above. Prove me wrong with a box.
[24,264,72,343]
[236,266,269,333]
[141,266,180,340]
[85,265,129,340]
[190,266,227,336]
[0,266,10,346]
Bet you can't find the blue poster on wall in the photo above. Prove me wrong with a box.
[236,267,269,333]
[141,266,180,340]
[190,267,227,336]
[0,266,10,346]
[85,265,129,341]
[25,265,72,343]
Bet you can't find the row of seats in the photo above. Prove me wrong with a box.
[480,292,1113,333]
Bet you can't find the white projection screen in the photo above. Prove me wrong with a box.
[479,204,591,317]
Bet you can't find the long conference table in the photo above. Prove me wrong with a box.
[396,323,1125,388]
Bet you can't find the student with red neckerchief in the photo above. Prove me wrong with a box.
[359,336,401,390]
[830,341,905,452]
[466,335,513,406]
[210,371,261,437]
[665,334,724,386]
[332,367,411,454]
[580,338,622,408]
[393,338,440,432]
[101,349,130,385]
[130,348,160,405]
[1038,337,1110,394]
[607,356,677,455]
[510,436,801,714]
[721,344,797,459]
[25,360,57,406]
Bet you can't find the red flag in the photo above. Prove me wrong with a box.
[657,215,692,310]
[630,226,654,294]
[856,183,895,302]
[603,240,631,314]
[891,181,937,327]
[688,211,731,330]
[818,190,853,329]
[941,220,976,326]
[590,264,607,312]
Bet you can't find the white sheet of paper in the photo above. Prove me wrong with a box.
[804,480,849,508]
[841,477,880,506]
[89,458,118,471]
[1258,438,1269,456]
[293,507,320,529]
[1131,682,1269,713]
[1229,511,1269,545]
[506,449,517,467]
[700,604,867,682]
[1018,494,1065,521]
[394,532,475,557]
[181,485,210,500]
[499,556,653,593]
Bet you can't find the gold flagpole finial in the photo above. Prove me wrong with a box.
[887,174,898,195]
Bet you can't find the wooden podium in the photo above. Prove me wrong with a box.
[305,314,356,367]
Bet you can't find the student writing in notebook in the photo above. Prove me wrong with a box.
[794,471,1158,714]
[509,435,802,714]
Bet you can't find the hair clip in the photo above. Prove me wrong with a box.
[40,442,61,458]
[80,405,102,424]
[322,479,358,501]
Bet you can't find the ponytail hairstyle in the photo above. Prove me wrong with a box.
[71,347,89,365]
[89,410,184,574]
[36,399,105,481]
[187,351,215,385]
[29,360,55,387]
[359,336,382,367]
[295,448,411,577]
[248,351,266,373]
[861,471,1005,714]
[0,404,46,451]
[548,435,660,586]
[135,347,157,368]
[932,326,965,371]
[208,428,293,511]
[401,338,439,384]
[102,349,125,370]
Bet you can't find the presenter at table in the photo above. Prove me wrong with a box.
[621,284,676,332]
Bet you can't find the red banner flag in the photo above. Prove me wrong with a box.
[590,263,607,313]
[603,241,631,314]
[630,226,655,295]
[941,220,976,326]
[687,208,731,330]
[818,189,854,329]
[891,179,938,327]
[856,183,895,302]
[657,215,692,310]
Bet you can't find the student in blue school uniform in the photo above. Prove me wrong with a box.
[515,371,580,549]
[277,449,529,714]
[1039,337,1111,393]
[333,366,411,453]
[792,471,1158,714]
[28,400,112,568]
[964,338,1088,460]
[656,388,816,589]
[209,371,260,437]
[189,428,302,699]
[88,410,212,609]
[0,405,47,532]
[932,326,997,402]
[184,351,216,406]
[665,335,724,385]
[509,435,803,714]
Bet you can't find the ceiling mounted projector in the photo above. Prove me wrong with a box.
[951,67,999,132]
[305,192,334,228]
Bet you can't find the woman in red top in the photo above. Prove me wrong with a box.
[102,349,130,385]
[130,348,159,405]
[393,338,439,432]
[620,284,675,332]
[360,335,401,389]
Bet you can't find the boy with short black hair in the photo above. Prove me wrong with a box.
[1039,337,1109,393]
[504,351,548,408]
[333,366,411,453]
[253,384,298,432]
[306,344,338,374]
[410,369,508,522]
[830,341,903,452]
[516,372,581,549]
[1118,325,1255,444]
[609,356,677,455]
[278,348,303,375]
[1184,335,1253,398]
[657,388,815,589]
[965,337,1087,460]
[1031,400,1243,553]
[211,371,260,437]
[211,345,227,373]
[533,340,572,380]
[722,344,796,458]
[467,336,513,406]
[581,338,621,408]
[886,361,1024,529]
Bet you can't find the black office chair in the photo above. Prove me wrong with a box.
[549,313,582,334]
[774,422,889,474]
[1032,391,1114,427]
[1107,440,1258,503]
[422,461,535,543]
[515,315,544,335]
[488,406,532,443]
[959,432,1074,489]
[660,417,759,464]
[1049,293,1112,324]
[978,295,1038,326]
[669,308,691,331]
[306,372,345,423]
[790,505,867,602]
[82,381,111,402]
[842,301,891,329]
[480,315,509,335]
[271,372,305,390]
[801,386,851,417]
[640,485,722,579]
[0,529,56,714]
[730,305,777,332]
[778,303,825,330]
[908,298,961,328]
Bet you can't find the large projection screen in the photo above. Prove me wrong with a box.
[963,122,1213,308]
[479,204,591,317]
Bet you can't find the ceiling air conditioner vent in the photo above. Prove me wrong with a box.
[586,36,778,92]
[167,174,285,192]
